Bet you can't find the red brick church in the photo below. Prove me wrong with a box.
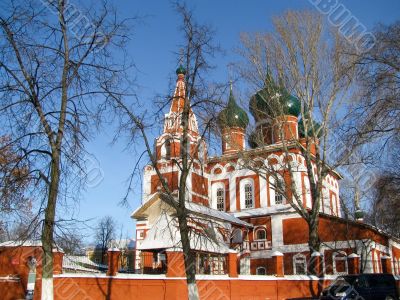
[132,65,400,277]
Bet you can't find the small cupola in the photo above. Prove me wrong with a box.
[249,70,301,145]
[217,85,249,154]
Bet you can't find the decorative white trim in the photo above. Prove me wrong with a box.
[211,182,225,211]
[254,227,267,241]
[293,253,307,275]
[239,178,255,210]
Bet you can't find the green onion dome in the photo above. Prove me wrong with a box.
[176,64,186,75]
[298,118,322,138]
[249,72,301,121]
[355,209,364,220]
[218,89,249,129]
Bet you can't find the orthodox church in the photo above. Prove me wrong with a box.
[131,66,400,277]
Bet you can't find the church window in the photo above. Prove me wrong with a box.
[270,175,285,205]
[256,267,266,275]
[293,253,307,274]
[216,188,224,211]
[165,139,171,159]
[275,192,284,205]
[333,251,348,275]
[198,141,204,163]
[255,228,266,240]
[244,183,254,208]
[168,118,174,128]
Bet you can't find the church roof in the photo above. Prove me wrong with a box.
[137,212,231,253]
[184,200,251,227]
[131,192,252,228]
[217,87,249,129]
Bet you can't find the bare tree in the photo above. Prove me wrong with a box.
[340,21,400,222]
[0,0,132,298]
[0,135,34,233]
[236,11,357,255]
[94,216,116,264]
[110,3,222,299]
[343,21,400,149]
[55,229,84,255]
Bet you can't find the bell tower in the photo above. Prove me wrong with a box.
[142,66,209,205]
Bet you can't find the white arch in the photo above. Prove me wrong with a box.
[211,182,225,211]
[224,162,236,173]
[304,176,312,208]
[333,251,348,275]
[293,253,307,275]
[265,154,282,167]
[211,163,224,176]
[254,227,267,241]
[269,174,285,205]
[239,178,255,210]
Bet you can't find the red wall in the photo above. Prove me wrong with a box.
[50,276,332,300]
[282,216,389,246]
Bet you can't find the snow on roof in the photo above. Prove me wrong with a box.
[132,192,252,228]
[137,212,231,254]
[0,240,63,251]
[0,240,43,247]
[232,204,295,218]
[63,255,107,270]
[185,201,252,227]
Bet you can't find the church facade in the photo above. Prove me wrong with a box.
[131,66,400,277]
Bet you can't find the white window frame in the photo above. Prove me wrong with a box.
[256,266,266,275]
[211,182,225,211]
[293,253,307,275]
[304,177,312,208]
[270,175,285,205]
[198,141,205,163]
[240,178,255,209]
[275,192,284,205]
[332,194,337,216]
[254,228,267,241]
[333,251,348,275]
[216,187,225,211]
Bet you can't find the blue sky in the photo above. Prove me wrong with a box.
[77,0,400,242]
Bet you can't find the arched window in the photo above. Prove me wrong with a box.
[216,188,224,211]
[255,228,266,240]
[165,139,171,159]
[240,178,255,210]
[212,182,225,211]
[270,175,285,205]
[333,251,348,275]
[256,267,266,275]
[293,253,307,275]
[275,192,284,205]
[244,183,253,208]
[198,141,204,163]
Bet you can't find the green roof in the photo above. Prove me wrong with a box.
[176,64,186,75]
[218,88,249,129]
[249,72,301,120]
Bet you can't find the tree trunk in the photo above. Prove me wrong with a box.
[177,210,199,300]
[41,153,60,300]
[308,216,320,253]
